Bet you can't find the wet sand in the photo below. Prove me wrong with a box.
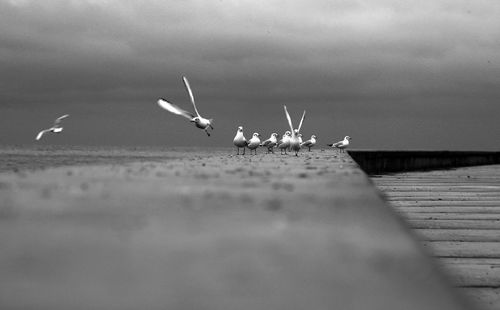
[0,147,468,310]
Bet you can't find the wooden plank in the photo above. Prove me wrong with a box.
[415,229,500,242]
[439,258,500,265]
[383,190,500,195]
[377,186,500,192]
[390,201,500,207]
[375,178,499,181]
[403,213,500,220]
[395,206,500,213]
[374,176,500,180]
[386,197,500,202]
[409,219,500,230]
[422,241,500,258]
[438,263,500,287]
[458,288,500,310]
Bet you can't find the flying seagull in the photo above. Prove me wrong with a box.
[35,114,69,141]
[157,76,214,136]
[284,105,306,156]
[328,136,351,152]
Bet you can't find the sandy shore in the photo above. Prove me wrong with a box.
[0,148,467,310]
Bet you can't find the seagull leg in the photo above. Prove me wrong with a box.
[308,147,311,152]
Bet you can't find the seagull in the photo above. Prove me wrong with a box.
[247,133,261,155]
[260,133,278,153]
[283,105,306,156]
[157,76,214,136]
[301,135,317,151]
[233,126,248,155]
[35,114,69,141]
[328,136,351,152]
[277,131,292,155]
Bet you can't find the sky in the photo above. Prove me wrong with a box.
[1,0,499,150]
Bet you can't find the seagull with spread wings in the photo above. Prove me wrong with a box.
[35,114,69,141]
[157,76,214,136]
[283,105,306,156]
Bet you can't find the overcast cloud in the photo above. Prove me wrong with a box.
[1,0,499,149]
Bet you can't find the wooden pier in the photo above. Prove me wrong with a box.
[373,164,500,310]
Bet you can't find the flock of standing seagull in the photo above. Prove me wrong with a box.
[35,76,352,156]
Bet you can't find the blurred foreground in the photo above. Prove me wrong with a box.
[0,146,469,310]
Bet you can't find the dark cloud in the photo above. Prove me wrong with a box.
[1,1,499,150]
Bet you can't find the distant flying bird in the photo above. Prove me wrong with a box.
[247,133,261,155]
[260,133,278,153]
[278,131,292,155]
[233,126,248,155]
[301,135,317,151]
[328,136,351,152]
[157,76,214,136]
[35,114,69,141]
[284,105,306,156]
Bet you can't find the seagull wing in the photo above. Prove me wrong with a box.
[54,114,69,125]
[283,105,295,137]
[261,139,271,147]
[157,98,195,120]
[35,129,50,141]
[297,110,306,132]
[182,76,200,117]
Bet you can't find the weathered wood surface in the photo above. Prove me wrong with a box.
[416,229,500,242]
[459,288,500,310]
[408,219,500,229]
[0,149,468,310]
[374,164,500,310]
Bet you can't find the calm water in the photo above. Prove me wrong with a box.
[0,145,228,173]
